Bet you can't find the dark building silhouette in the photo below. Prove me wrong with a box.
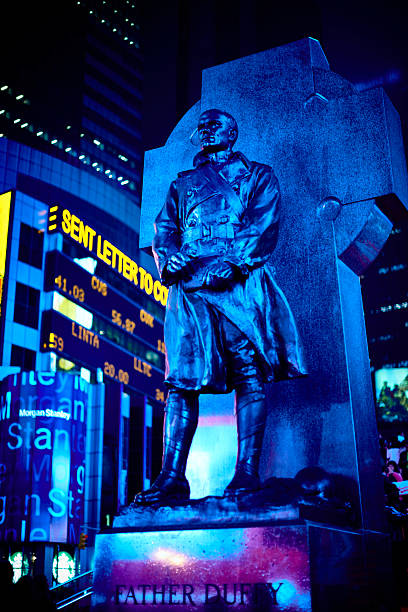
[1,0,142,201]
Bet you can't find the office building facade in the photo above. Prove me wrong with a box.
[0,138,166,584]
[361,222,408,426]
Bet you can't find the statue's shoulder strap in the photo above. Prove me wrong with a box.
[177,168,195,178]
[198,164,245,219]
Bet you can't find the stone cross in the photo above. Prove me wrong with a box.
[140,38,408,531]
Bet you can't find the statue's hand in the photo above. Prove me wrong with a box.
[167,252,191,273]
[164,252,193,283]
[203,261,237,290]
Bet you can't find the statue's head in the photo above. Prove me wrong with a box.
[194,109,238,152]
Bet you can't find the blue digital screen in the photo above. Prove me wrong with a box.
[0,371,87,543]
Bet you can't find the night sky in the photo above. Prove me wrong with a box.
[1,1,408,153]
[141,0,408,151]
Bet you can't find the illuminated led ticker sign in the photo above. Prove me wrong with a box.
[41,309,166,404]
[45,251,165,353]
[47,205,168,307]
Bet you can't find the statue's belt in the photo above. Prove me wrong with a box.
[181,223,237,243]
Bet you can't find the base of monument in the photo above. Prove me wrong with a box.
[113,475,355,531]
[91,521,395,611]
[114,494,299,530]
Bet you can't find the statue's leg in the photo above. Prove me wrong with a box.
[224,378,266,495]
[218,314,266,495]
[133,388,198,505]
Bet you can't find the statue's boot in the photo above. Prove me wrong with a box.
[133,390,198,505]
[224,381,266,495]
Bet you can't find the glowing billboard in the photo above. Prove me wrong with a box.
[0,191,12,319]
[375,367,408,422]
[0,371,88,543]
[47,205,168,307]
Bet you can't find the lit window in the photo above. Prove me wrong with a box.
[53,551,75,585]
[74,256,97,274]
[58,357,75,371]
[9,552,29,583]
[80,367,91,382]
[53,292,93,328]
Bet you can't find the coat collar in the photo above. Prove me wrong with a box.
[193,150,251,170]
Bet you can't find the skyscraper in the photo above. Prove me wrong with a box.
[0,1,164,587]
[1,0,142,200]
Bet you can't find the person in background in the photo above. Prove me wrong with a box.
[386,460,403,483]
[0,559,14,599]
[386,436,406,465]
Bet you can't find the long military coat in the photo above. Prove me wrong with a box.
[153,151,307,393]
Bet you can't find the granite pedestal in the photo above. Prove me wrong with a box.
[92,516,394,611]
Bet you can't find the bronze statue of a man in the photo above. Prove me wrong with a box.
[134,109,306,505]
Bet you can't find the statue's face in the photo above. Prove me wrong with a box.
[197,110,235,151]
